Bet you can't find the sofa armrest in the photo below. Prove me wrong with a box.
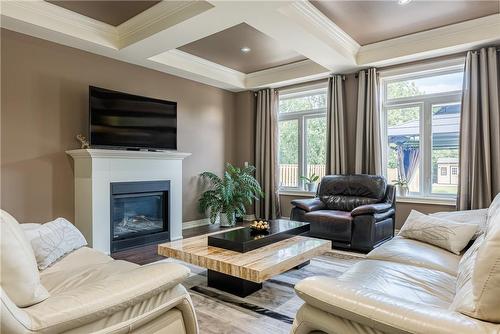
[24,263,191,333]
[351,203,392,217]
[295,277,495,334]
[291,198,325,212]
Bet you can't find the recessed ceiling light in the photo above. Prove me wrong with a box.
[240,47,251,53]
[398,0,412,4]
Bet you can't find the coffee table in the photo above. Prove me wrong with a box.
[158,219,331,297]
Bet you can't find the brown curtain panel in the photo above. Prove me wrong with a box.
[255,89,280,219]
[458,47,500,210]
[355,68,382,175]
[326,75,348,175]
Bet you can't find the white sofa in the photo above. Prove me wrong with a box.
[291,196,500,334]
[1,213,198,334]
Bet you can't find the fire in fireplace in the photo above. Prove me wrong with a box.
[110,181,170,252]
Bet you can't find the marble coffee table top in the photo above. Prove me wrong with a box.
[158,227,331,283]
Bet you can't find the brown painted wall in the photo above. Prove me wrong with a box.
[395,202,455,228]
[1,29,236,224]
[233,91,255,167]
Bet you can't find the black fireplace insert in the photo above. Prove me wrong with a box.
[110,180,170,252]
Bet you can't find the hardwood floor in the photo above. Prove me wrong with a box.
[111,221,250,265]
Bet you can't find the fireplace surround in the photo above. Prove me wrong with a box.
[67,149,190,254]
[110,180,170,252]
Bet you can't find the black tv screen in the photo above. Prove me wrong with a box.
[89,86,177,150]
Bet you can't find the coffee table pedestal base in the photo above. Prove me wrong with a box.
[208,270,262,297]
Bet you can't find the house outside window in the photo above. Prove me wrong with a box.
[278,84,327,191]
[380,59,464,198]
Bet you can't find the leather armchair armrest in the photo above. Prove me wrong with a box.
[351,203,392,217]
[24,263,191,333]
[295,277,494,334]
[291,198,325,212]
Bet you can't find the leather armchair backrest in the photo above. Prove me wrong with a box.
[318,175,387,211]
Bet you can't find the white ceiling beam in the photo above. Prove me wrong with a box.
[358,14,500,67]
[149,50,246,90]
[209,1,358,72]
[117,1,214,49]
[245,59,329,89]
[0,0,118,49]
[118,4,242,58]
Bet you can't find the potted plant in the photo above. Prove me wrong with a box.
[393,178,409,197]
[300,173,320,192]
[199,163,263,227]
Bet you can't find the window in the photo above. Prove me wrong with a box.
[278,85,327,191]
[381,60,464,198]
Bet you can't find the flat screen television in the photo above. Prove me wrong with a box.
[89,86,177,150]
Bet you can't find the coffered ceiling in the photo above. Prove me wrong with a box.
[311,0,500,45]
[178,23,307,73]
[47,1,161,26]
[2,1,499,91]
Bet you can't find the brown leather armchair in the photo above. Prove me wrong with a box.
[290,174,396,252]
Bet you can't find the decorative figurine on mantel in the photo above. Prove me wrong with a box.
[76,134,90,149]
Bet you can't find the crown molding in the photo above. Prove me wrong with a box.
[357,14,500,66]
[149,49,246,90]
[0,0,118,48]
[286,1,360,57]
[245,59,329,89]
[117,1,213,49]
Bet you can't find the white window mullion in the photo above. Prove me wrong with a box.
[298,115,305,190]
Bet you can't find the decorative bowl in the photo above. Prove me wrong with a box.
[250,220,270,233]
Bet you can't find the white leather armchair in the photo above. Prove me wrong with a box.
[1,246,198,334]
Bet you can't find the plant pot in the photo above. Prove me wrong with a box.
[397,186,409,197]
[219,212,236,227]
[306,183,317,192]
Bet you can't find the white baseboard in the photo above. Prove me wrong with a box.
[182,218,211,230]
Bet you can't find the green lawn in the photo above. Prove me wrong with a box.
[432,184,458,195]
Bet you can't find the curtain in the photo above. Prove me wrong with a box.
[326,75,348,175]
[458,47,500,210]
[396,146,420,185]
[355,68,382,175]
[255,89,280,219]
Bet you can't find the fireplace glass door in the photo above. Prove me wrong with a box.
[112,192,165,240]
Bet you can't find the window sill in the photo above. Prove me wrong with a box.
[279,190,315,197]
[396,196,456,206]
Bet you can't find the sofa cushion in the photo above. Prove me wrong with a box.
[367,236,461,276]
[0,210,50,307]
[454,202,500,323]
[298,260,456,309]
[40,247,137,294]
[26,262,191,333]
[399,210,477,255]
[450,235,484,314]
[318,175,386,211]
[304,210,352,241]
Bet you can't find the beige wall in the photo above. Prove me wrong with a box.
[395,202,455,229]
[233,91,255,167]
[1,29,236,223]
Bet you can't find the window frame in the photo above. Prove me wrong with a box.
[277,84,328,192]
[380,59,464,200]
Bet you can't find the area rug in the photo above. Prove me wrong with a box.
[160,251,362,334]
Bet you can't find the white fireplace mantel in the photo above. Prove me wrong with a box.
[67,149,191,254]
